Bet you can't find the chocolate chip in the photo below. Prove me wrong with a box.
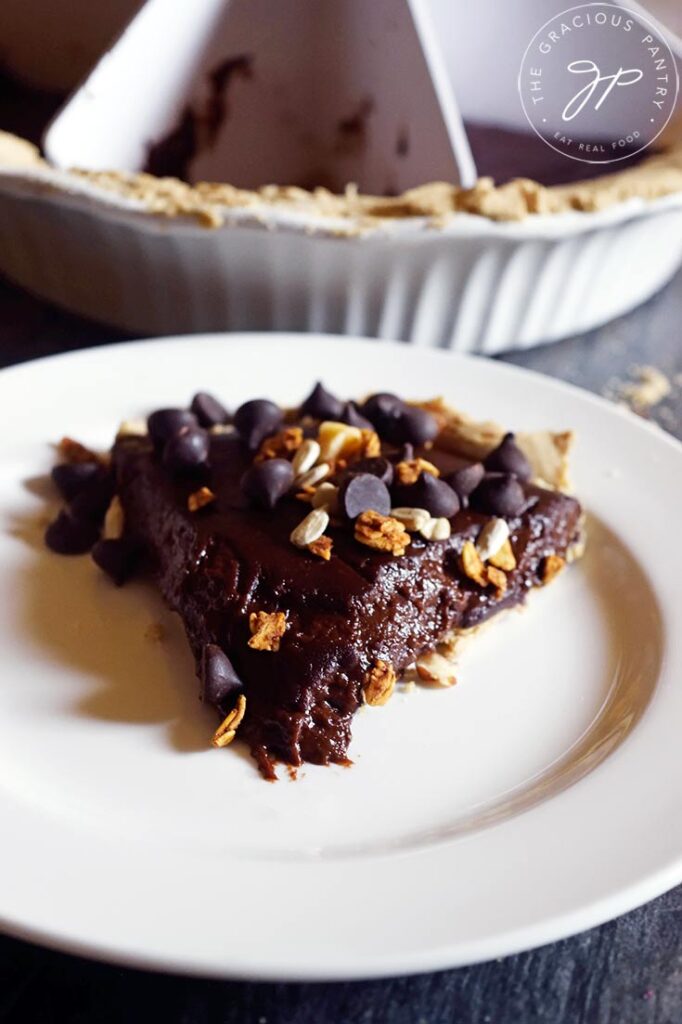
[350,456,394,486]
[360,393,405,437]
[162,427,210,474]
[240,458,294,509]
[191,391,230,428]
[45,510,100,554]
[51,461,103,502]
[361,392,403,418]
[233,399,283,450]
[446,461,485,499]
[69,474,116,525]
[484,433,532,481]
[201,644,243,711]
[471,473,526,517]
[339,473,391,520]
[91,537,141,585]
[340,401,374,431]
[392,473,460,518]
[300,382,344,421]
[148,408,198,447]
[399,443,415,463]
[392,406,439,445]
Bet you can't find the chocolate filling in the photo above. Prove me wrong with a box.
[113,425,581,778]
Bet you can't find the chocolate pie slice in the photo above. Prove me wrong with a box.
[45,385,582,779]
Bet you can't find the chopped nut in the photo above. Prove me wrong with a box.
[476,517,510,562]
[317,421,363,462]
[103,495,125,539]
[461,540,509,597]
[295,489,314,504]
[248,610,288,651]
[362,660,396,706]
[486,565,508,599]
[211,694,247,748]
[57,436,101,464]
[355,510,411,556]
[311,482,339,511]
[209,423,235,436]
[290,507,330,548]
[256,426,303,462]
[540,554,566,584]
[395,458,440,485]
[416,651,457,687]
[116,418,147,439]
[419,516,451,541]
[390,507,432,533]
[296,462,331,489]
[291,438,321,476]
[489,538,516,571]
[188,486,216,512]
[460,540,489,587]
[308,536,333,560]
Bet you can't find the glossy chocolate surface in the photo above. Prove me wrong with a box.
[114,424,581,777]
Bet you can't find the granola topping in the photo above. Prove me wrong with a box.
[354,510,411,556]
[188,486,216,512]
[358,429,382,459]
[211,694,247,748]
[486,565,508,599]
[395,458,440,485]
[308,536,333,560]
[540,554,566,584]
[256,426,303,462]
[489,538,516,571]
[248,610,288,651]
[460,539,508,596]
[460,540,489,587]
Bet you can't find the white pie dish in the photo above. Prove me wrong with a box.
[0,332,681,979]
[1,159,681,351]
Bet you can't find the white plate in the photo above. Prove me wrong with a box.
[0,333,680,981]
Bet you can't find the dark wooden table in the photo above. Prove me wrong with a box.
[2,70,682,1024]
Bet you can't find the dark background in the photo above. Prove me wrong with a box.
[1,71,682,1024]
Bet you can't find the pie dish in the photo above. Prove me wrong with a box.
[45,378,582,778]
[1,123,681,349]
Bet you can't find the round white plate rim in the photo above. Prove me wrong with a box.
[0,332,680,981]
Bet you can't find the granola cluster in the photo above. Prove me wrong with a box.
[248,610,288,652]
